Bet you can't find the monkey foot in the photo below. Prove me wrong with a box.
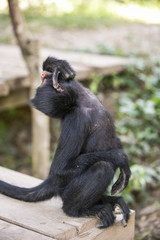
[96,204,115,229]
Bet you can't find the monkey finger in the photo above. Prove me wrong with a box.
[62,61,76,80]
[111,167,131,195]
[66,65,76,79]
[52,69,60,88]
[111,170,125,195]
[115,203,130,227]
[124,169,131,189]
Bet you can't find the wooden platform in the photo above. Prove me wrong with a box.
[0,167,135,240]
[0,44,127,111]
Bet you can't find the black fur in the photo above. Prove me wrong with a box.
[0,57,131,228]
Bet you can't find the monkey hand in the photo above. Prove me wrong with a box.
[42,57,76,91]
[111,157,131,196]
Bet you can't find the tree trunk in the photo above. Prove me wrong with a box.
[8,0,50,179]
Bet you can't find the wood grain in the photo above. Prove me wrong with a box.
[0,166,135,240]
[0,220,54,240]
[0,167,98,239]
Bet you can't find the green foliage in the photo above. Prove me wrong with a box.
[89,54,160,177]
[114,56,160,164]
[110,55,160,204]
[0,107,31,170]
[110,162,160,205]
[3,0,159,32]
[104,54,160,205]
[136,231,152,240]
[0,0,160,39]
[89,73,103,94]
[119,0,160,5]
[21,0,160,27]
[121,164,160,204]
[22,1,122,29]
[97,44,124,56]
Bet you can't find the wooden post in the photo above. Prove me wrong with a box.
[7,0,50,178]
[32,109,50,178]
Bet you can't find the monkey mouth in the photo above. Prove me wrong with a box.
[41,71,52,86]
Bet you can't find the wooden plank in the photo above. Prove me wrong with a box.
[72,211,135,240]
[0,45,127,73]
[0,63,90,99]
[41,48,127,75]
[70,63,92,81]
[0,45,92,93]
[0,197,78,240]
[0,63,90,98]
[0,45,128,98]
[0,60,89,83]
[0,166,42,187]
[0,79,10,96]
[0,220,54,240]
[0,167,98,239]
[0,167,135,240]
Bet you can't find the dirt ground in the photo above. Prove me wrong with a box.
[36,23,160,56]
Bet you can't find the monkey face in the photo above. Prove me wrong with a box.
[41,71,64,92]
[29,70,77,119]
[29,57,77,118]
[29,72,62,117]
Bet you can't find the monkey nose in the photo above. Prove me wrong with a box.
[41,71,52,80]
[41,72,46,79]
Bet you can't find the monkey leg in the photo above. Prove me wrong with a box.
[74,149,131,195]
[62,161,115,228]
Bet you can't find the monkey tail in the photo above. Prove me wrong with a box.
[0,177,56,202]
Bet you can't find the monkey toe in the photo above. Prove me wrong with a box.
[115,200,130,227]
[97,204,115,228]
[123,206,130,223]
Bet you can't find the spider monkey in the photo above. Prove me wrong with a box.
[0,57,131,228]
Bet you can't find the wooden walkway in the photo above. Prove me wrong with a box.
[0,44,127,109]
[0,167,135,240]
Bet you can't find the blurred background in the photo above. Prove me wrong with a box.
[0,0,160,239]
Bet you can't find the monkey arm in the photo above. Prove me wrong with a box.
[92,150,131,195]
[49,109,90,177]
[51,147,130,195]
[75,149,128,170]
